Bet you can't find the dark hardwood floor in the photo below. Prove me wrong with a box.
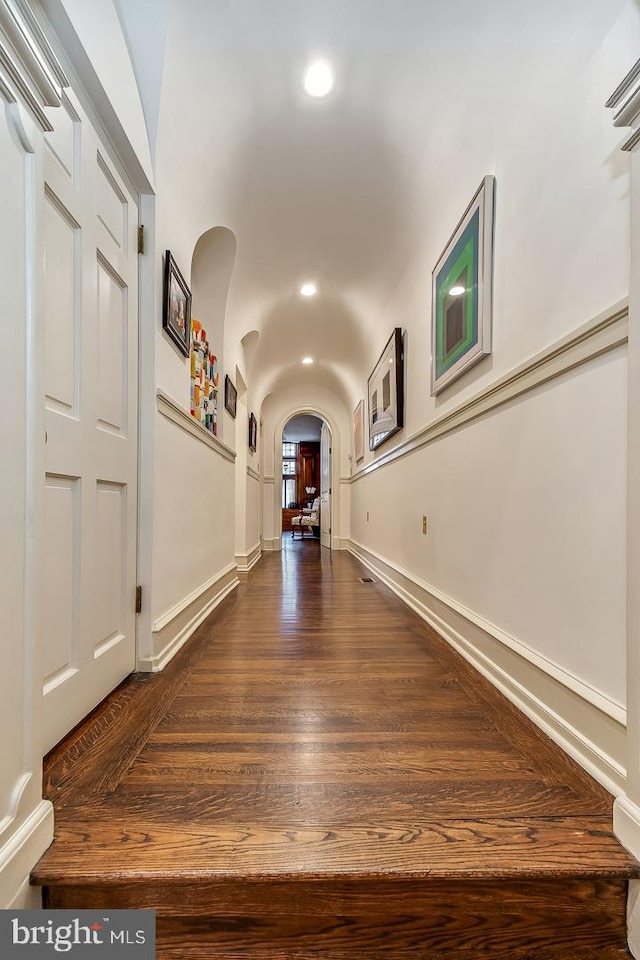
[33,538,638,958]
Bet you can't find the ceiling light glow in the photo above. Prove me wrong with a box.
[303,62,334,98]
[299,283,317,297]
[449,285,465,296]
[302,357,314,365]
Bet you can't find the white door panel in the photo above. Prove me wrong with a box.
[320,423,331,549]
[42,89,138,752]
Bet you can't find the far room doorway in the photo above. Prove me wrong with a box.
[281,414,330,545]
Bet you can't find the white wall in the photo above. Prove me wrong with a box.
[351,345,627,700]
[145,404,236,669]
[148,220,242,659]
[348,4,639,793]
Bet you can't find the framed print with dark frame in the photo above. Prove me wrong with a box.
[353,399,364,463]
[248,412,257,452]
[368,327,404,451]
[224,375,237,418]
[162,250,191,357]
[431,175,495,395]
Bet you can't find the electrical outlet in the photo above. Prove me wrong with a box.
[422,515,428,535]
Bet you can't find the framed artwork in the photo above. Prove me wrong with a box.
[353,399,364,463]
[431,175,495,395]
[189,318,219,435]
[248,412,257,452]
[368,327,404,451]
[224,374,237,418]
[162,251,191,357]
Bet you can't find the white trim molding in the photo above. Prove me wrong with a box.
[157,389,235,462]
[350,301,628,482]
[0,0,67,131]
[615,795,640,861]
[139,564,238,672]
[347,538,627,797]
[236,542,261,572]
[0,799,53,908]
[247,466,261,482]
[607,58,640,151]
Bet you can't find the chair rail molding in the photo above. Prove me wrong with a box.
[350,301,628,483]
[157,389,236,463]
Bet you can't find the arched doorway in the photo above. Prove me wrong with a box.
[281,414,331,546]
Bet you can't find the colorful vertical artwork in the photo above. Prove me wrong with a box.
[190,319,219,434]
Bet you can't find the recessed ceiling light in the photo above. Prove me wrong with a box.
[299,282,317,297]
[302,357,314,365]
[449,285,465,296]
[303,62,334,98]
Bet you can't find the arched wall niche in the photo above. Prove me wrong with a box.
[190,226,237,369]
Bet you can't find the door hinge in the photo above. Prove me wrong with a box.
[329,487,332,495]
[135,585,142,613]
[137,225,145,255]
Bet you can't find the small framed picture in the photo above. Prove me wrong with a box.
[224,374,237,418]
[368,328,404,451]
[353,399,364,463]
[248,412,257,452]
[162,251,191,357]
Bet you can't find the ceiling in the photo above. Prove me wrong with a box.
[283,414,323,443]
[118,0,628,414]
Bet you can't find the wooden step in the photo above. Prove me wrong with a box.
[43,875,631,959]
[33,816,637,884]
[33,547,639,959]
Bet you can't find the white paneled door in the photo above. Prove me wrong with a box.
[320,422,331,549]
[42,92,138,753]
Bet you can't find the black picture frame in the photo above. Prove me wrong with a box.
[224,374,237,418]
[162,251,191,357]
[367,327,404,451]
[248,412,257,452]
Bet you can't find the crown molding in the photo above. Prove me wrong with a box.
[607,58,640,150]
[0,0,67,130]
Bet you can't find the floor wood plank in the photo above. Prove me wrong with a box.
[34,538,639,957]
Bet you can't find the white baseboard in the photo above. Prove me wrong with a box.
[139,565,239,672]
[615,797,640,959]
[347,539,627,797]
[615,795,640,861]
[0,800,53,908]
[235,543,262,572]
[261,537,279,552]
[10,877,43,908]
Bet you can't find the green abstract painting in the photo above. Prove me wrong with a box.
[431,177,494,395]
